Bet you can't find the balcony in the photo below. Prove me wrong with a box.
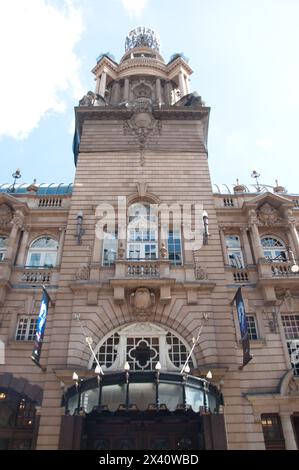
[257,260,299,302]
[10,267,60,287]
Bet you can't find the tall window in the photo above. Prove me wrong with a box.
[246,315,258,340]
[0,236,7,261]
[26,237,58,267]
[127,203,158,260]
[225,235,244,268]
[168,230,182,265]
[15,316,37,341]
[261,414,285,450]
[102,232,118,266]
[281,314,299,376]
[261,236,288,262]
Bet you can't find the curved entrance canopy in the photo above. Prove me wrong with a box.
[63,371,223,415]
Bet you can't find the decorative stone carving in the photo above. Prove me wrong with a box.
[123,99,162,154]
[160,242,167,259]
[248,208,259,225]
[0,204,13,229]
[75,263,90,281]
[257,203,280,226]
[12,210,24,229]
[193,253,208,280]
[175,92,203,108]
[288,377,299,396]
[79,91,107,107]
[118,242,125,260]
[130,287,155,316]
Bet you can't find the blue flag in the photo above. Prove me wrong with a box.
[234,287,253,368]
[31,286,50,367]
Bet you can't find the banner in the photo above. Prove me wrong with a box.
[234,287,252,368]
[31,286,50,367]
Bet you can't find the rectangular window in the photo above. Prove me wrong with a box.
[29,253,41,267]
[281,314,299,376]
[261,414,285,450]
[102,234,118,266]
[225,235,244,269]
[246,315,258,340]
[168,230,182,266]
[15,316,38,341]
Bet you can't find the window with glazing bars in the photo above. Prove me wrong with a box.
[281,314,299,376]
[15,317,37,341]
[246,315,258,340]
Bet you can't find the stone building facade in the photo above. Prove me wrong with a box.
[0,27,299,450]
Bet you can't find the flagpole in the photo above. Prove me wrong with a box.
[74,314,104,373]
[180,313,209,374]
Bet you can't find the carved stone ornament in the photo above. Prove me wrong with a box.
[160,242,168,259]
[75,263,90,281]
[79,91,107,107]
[12,210,24,228]
[288,377,299,396]
[257,203,280,226]
[130,287,155,316]
[123,99,162,153]
[193,253,208,280]
[0,204,13,229]
[118,242,125,260]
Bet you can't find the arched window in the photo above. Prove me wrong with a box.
[26,237,58,267]
[90,323,196,372]
[0,236,7,261]
[225,235,244,268]
[261,236,288,262]
[127,203,158,260]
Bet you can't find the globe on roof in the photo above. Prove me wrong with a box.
[125,27,161,52]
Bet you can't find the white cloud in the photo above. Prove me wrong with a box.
[257,138,273,150]
[121,0,149,17]
[0,0,84,139]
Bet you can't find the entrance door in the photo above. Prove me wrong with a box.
[292,415,299,449]
[84,412,203,450]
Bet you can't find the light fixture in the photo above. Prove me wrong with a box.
[155,361,161,371]
[251,170,261,192]
[203,210,209,245]
[75,211,85,245]
[291,264,299,273]
[9,168,22,193]
[124,361,130,371]
[95,364,104,376]
[206,370,212,380]
[0,392,6,400]
[72,371,79,382]
[183,364,190,374]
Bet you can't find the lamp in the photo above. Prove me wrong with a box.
[75,211,85,245]
[155,361,161,409]
[124,362,130,410]
[206,370,212,380]
[95,364,104,408]
[287,246,299,273]
[9,168,21,193]
[202,210,209,245]
[72,371,83,414]
[182,364,190,374]
[251,170,261,192]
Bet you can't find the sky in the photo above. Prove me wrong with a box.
[0,0,299,193]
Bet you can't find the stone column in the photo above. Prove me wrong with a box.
[178,70,186,97]
[280,413,298,449]
[56,228,66,266]
[124,78,130,101]
[184,74,190,94]
[164,81,172,105]
[111,81,120,105]
[240,227,254,265]
[248,213,264,262]
[219,228,229,265]
[288,223,299,260]
[156,78,162,103]
[16,229,29,265]
[98,70,107,98]
[95,75,101,94]
[5,211,24,261]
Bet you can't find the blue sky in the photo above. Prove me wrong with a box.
[1,0,299,193]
